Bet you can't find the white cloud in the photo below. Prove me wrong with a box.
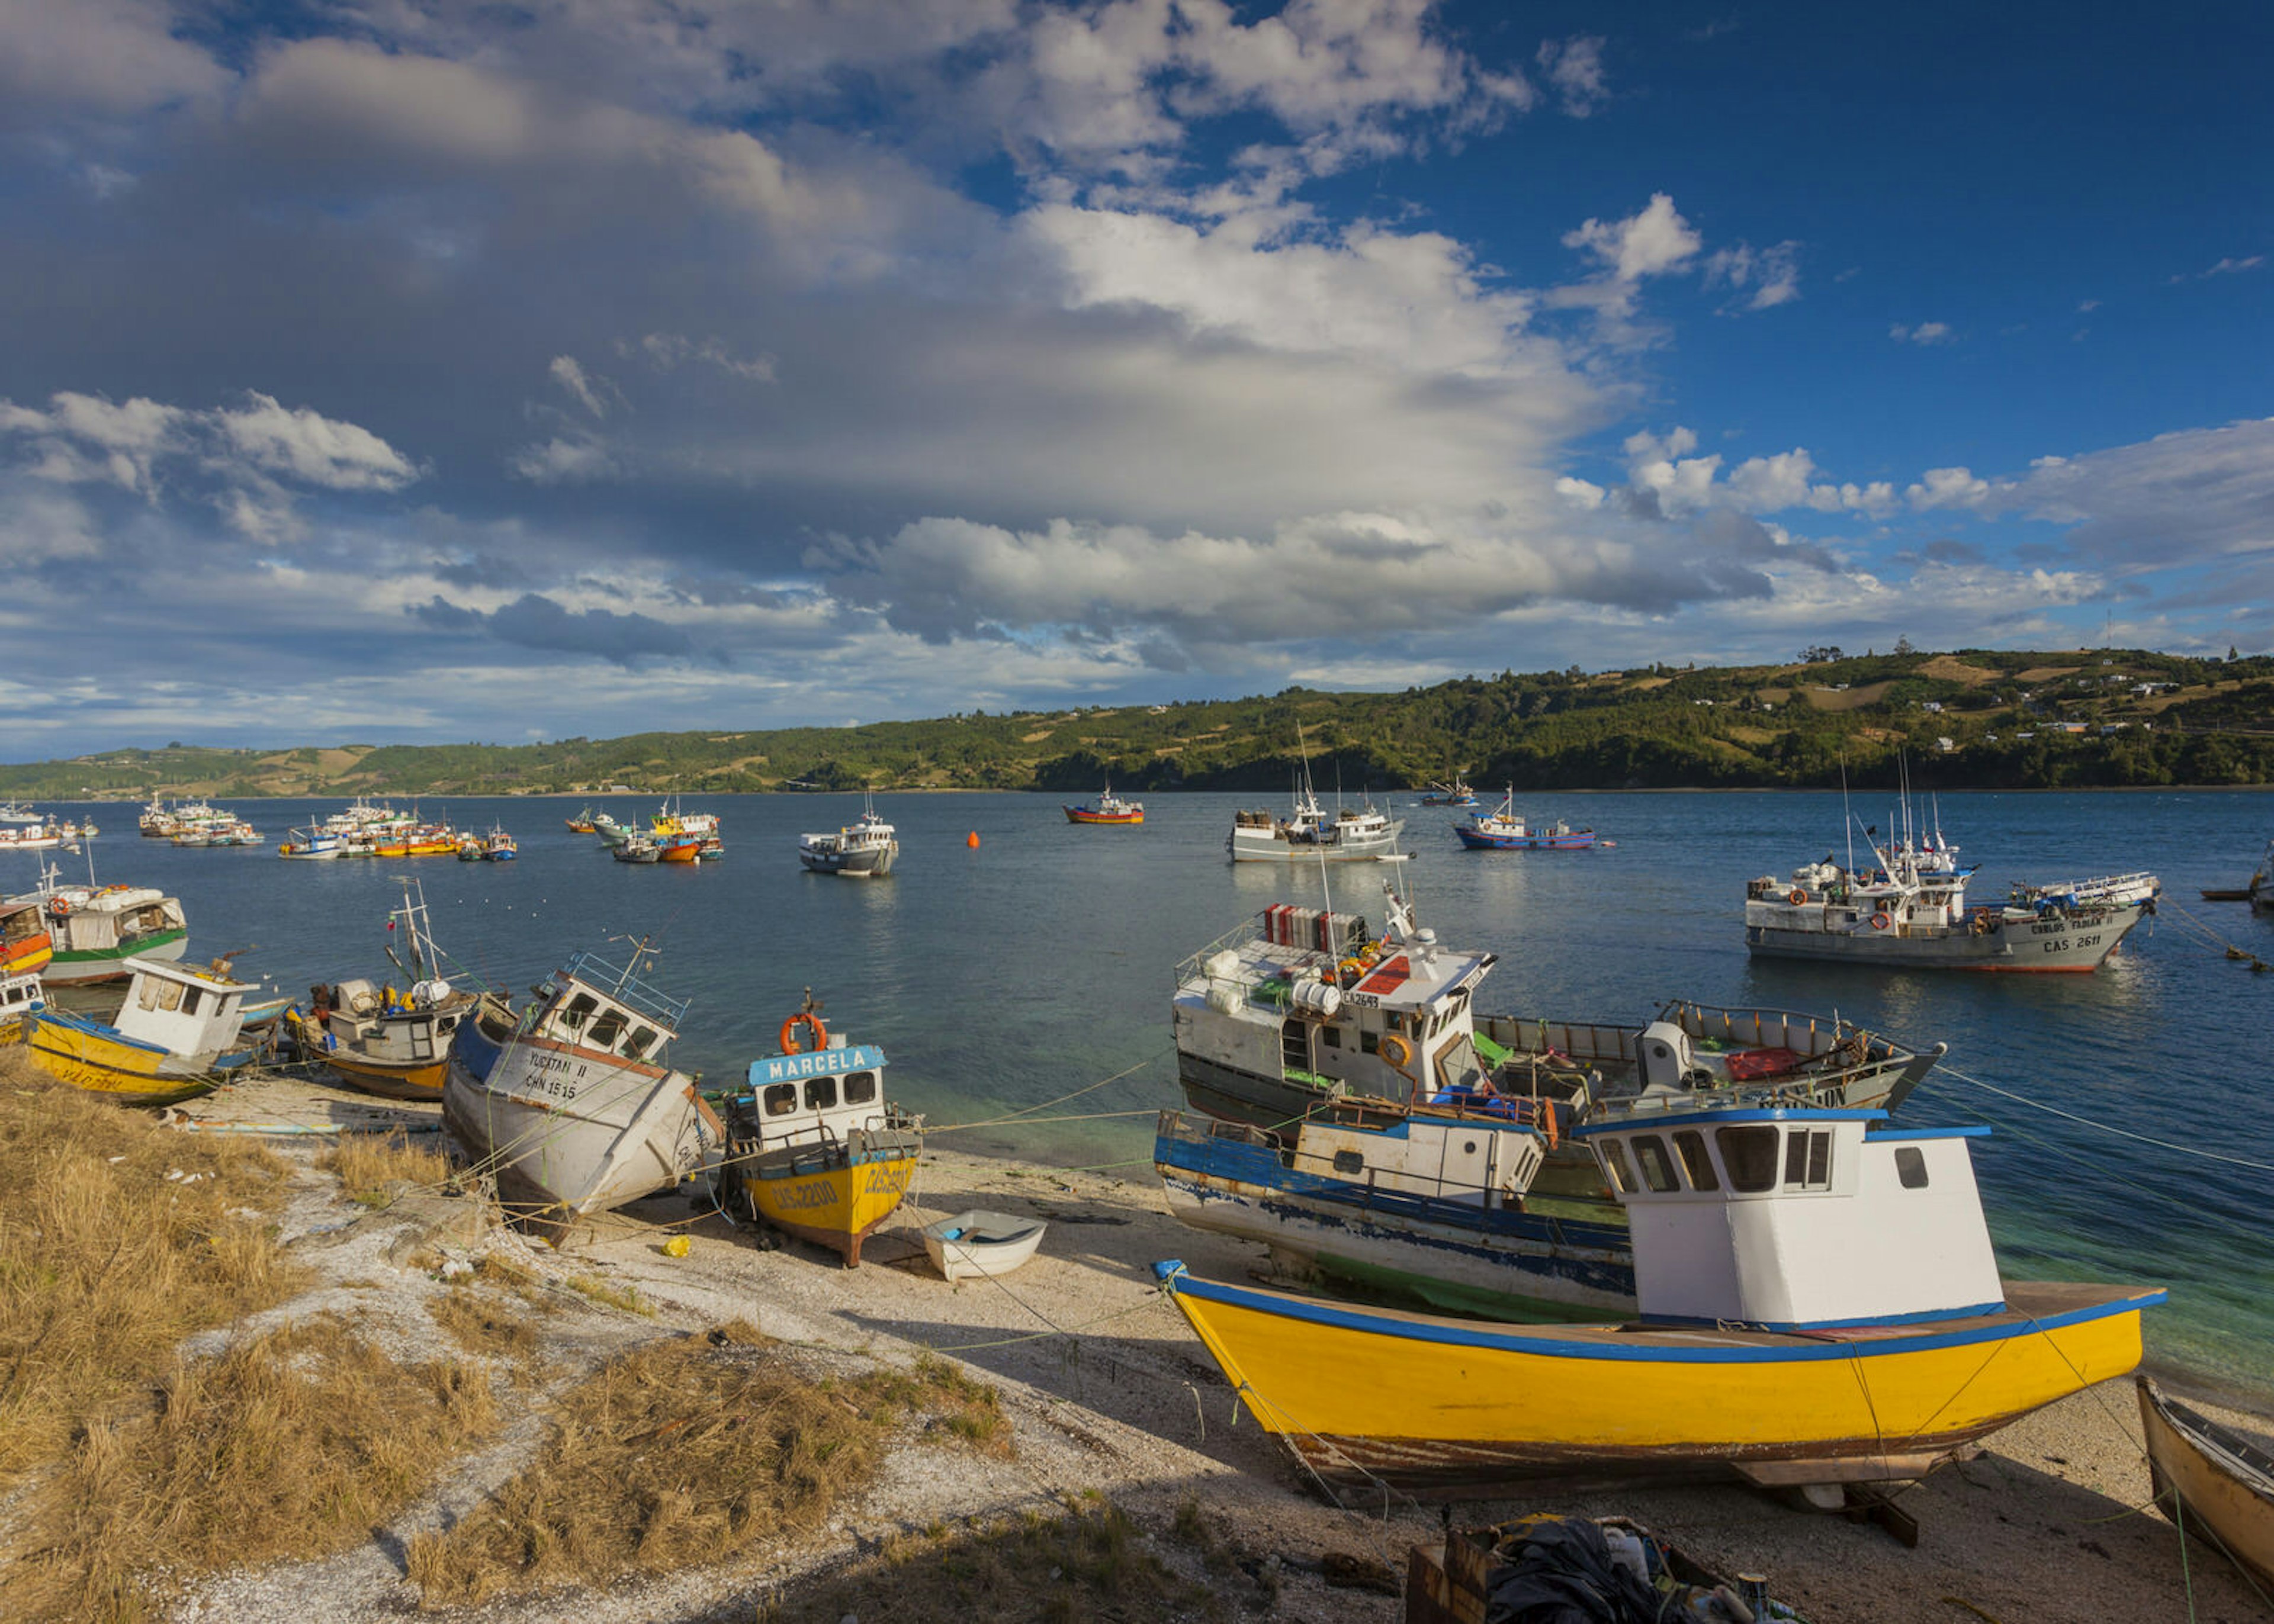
[1535,36,1608,117]
[1890,321,1954,345]
[0,0,227,126]
[213,393,418,491]
[636,335,778,382]
[549,356,608,418]
[2169,254,2264,283]
[1704,240,1801,310]
[1563,193,1700,283]
[1554,476,1606,509]
[1906,466,1997,510]
[509,436,619,484]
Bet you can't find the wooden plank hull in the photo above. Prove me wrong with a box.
[24,1015,222,1107]
[735,1138,918,1266]
[1158,1265,2160,1494]
[2139,1377,2274,1591]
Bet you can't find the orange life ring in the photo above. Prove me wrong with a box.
[778,1011,827,1054]
[1380,1033,1412,1069]
[1787,888,1807,906]
[1870,911,1892,931]
[47,896,70,919]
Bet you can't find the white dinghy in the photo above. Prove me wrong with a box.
[919,1210,1048,1282]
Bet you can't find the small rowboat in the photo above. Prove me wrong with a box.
[2139,1375,2274,1590]
[920,1210,1048,1282]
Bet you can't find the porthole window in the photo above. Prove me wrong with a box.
[1896,1147,1929,1189]
[1332,1149,1364,1175]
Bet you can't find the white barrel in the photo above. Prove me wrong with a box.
[1287,980,1342,1018]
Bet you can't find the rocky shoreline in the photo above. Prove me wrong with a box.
[101,1072,2274,1622]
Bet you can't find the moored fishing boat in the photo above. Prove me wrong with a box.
[0,802,44,826]
[564,807,599,834]
[277,825,345,859]
[798,795,898,877]
[22,956,261,1106]
[16,864,189,985]
[1064,783,1145,825]
[612,834,662,863]
[442,943,724,1215]
[285,881,476,1101]
[1229,729,1405,864]
[1418,777,1479,808]
[483,826,518,861]
[2138,1375,2274,1590]
[1158,1102,2163,1500]
[1454,788,1599,850]
[715,995,920,1265]
[0,824,74,851]
[592,812,632,847]
[456,834,484,861]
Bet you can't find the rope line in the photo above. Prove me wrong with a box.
[1936,1063,2274,1173]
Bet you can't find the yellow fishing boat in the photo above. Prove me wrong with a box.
[0,970,44,1044]
[1158,1107,2163,1498]
[23,957,260,1107]
[720,998,921,1266]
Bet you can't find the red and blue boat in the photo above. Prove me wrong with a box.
[1456,789,1599,850]
[1064,783,1144,825]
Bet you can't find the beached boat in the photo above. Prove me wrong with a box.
[21,956,261,1106]
[483,827,518,861]
[0,969,47,1043]
[15,865,188,985]
[2138,1376,2274,1590]
[920,1211,1049,1282]
[442,946,724,1216]
[1454,788,1599,851]
[285,882,476,1101]
[798,797,898,877]
[0,895,54,979]
[1064,784,1145,825]
[716,996,921,1266]
[1158,1103,2163,1500]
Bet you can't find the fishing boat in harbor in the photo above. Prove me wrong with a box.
[21,956,262,1106]
[0,802,44,826]
[798,797,898,877]
[277,825,345,860]
[1418,777,1479,808]
[1454,789,1599,851]
[1064,783,1145,825]
[715,995,921,1266]
[483,826,518,861]
[651,799,720,863]
[456,833,484,861]
[14,863,189,985]
[564,808,599,833]
[1160,889,1942,1317]
[2138,1376,2274,1590]
[612,834,662,863]
[1228,786,1403,863]
[0,824,74,852]
[285,882,476,1101]
[442,943,724,1217]
[2201,837,2274,913]
[593,812,633,847]
[1157,1102,2163,1500]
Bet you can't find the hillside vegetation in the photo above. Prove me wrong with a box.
[9,648,2274,798]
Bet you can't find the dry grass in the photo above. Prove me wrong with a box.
[3,1316,497,1622]
[430,1288,542,1370]
[0,1056,300,1488]
[763,1499,1219,1624]
[317,1128,455,1207]
[406,1337,1014,1609]
[564,1271,651,1316]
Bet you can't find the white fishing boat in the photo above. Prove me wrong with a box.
[920,1210,1049,1281]
[21,956,258,1106]
[441,944,724,1216]
[0,968,47,1041]
[798,796,898,877]
[287,881,477,1101]
[13,862,189,985]
[0,802,45,826]
[277,825,345,860]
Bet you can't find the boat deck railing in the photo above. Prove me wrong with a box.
[559,950,689,1030]
[2011,870,2159,903]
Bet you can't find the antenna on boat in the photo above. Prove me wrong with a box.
[1839,756,1855,874]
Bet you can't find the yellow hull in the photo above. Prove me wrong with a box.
[25,1017,221,1107]
[744,1152,917,1266]
[2140,1377,2274,1591]
[321,1050,447,1101]
[1161,1268,2158,1491]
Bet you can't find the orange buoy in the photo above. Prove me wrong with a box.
[966,831,980,848]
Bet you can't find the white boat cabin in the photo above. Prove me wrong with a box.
[1175,893,1499,1107]
[0,970,45,1027]
[1281,1110,1546,1207]
[526,953,685,1065]
[740,1041,894,1150]
[1575,1107,2005,1330]
[115,958,255,1059]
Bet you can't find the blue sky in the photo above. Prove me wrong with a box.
[2,0,2269,754]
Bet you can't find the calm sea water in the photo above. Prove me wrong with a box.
[18,789,2272,1406]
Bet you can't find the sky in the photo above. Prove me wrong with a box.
[2,0,2270,754]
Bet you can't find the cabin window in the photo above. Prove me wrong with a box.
[1784,1129,1833,1191]
[560,992,598,1032]
[763,1083,799,1117]
[1598,1140,1636,1194]
[139,978,162,1011]
[155,979,184,1014]
[1631,1134,1679,1194]
[1895,1147,1929,1189]
[1321,1026,1341,1050]
[587,1009,627,1050]
[804,1076,839,1111]
[1332,1149,1365,1175]
[1716,1126,1780,1192]
[179,986,202,1015]
[1673,1131,1719,1191]
[843,1072,878,1105]
[623,1026,657,1060]
[438,1015,458,1035]
[1359,1030,1379,1055]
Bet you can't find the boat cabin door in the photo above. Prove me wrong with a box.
[1279,1017,1311,1075]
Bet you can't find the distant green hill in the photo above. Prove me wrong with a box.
[8,648,2274,799]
